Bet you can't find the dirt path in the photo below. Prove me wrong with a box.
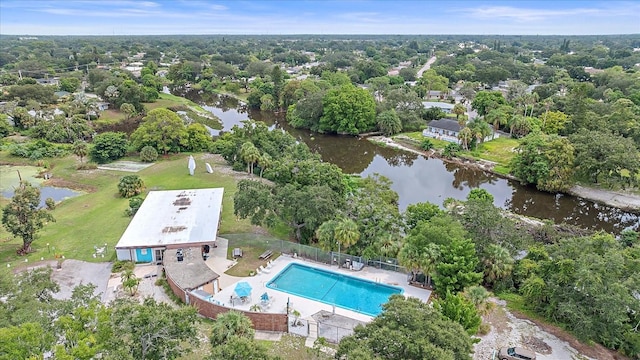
[474,299,621,360]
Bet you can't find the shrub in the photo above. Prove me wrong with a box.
[8,139,68,160]
[118,175,145,198]
[112,260,134,273]
[420,138,434,151]
[125,196,144,217]
[443,143,462,158]
[45,197,56,210]
[90,132,128,164]
[139,146,158,162]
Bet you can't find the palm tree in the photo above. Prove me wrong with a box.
[239,141,260,175]
[463,285,493,315]
[334,218,360,251]
[452,103,466,119]
[72,140,89,164]
[468,118,492,148]
[458,127,473,150]
[121,270,140,296]
[210,310,255,347]
[257,153,272,178]
[377,233,402,258]
[482,244,514,287]
[398,244,421,283]
[315,219,338,251]
[420,243,440,287]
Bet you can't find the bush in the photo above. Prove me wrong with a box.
[139,146,158,162]
[420,138,434,151]
[45,197,56,210]
[118,175,145,198]
[77,163,98,170]
[90,132,128,164]
[443,143,462,158]
[112,260,134,273]
[125,196,144,217]
[8,139,68,160]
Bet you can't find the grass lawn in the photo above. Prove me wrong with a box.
[224,234,282,277]
[397,132,450,150]
[0,152,257,265]
[475,137,520,165]
[147,93,207,113]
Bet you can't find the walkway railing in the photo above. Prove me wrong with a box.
[223,234,408,274]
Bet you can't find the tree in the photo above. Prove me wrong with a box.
[120,103,137,120]
[240,142,260,175]
[433,292,482,335]
[452,103,466,119]
[471,91,506,117]
[2,181,55,255]
[458,127,473,151]
[376,109,402,136]
[59,77,80,92]
[403,201,443,231]
[72,140,89,164]
[434,237,482,296]
[90,132,128,164]
[320,84,376,135]
[130,108,187,155]
[337,295,474,360]
[466,188,494,203]
[334,218,360,251]
[184,123,212,152]
[210,311,255,347]
[109,298,199,360]
[118,175,145,198]
[482,244,514,287]
[510,132,575,192]
[120,270,140,296]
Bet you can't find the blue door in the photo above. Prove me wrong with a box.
[135,248,153,262]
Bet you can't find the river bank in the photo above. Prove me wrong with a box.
[370,135,640,214]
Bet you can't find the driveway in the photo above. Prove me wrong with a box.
[50,259,112,301]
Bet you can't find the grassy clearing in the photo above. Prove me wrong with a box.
[474,137,520,166]
[147,93,207,113]
[224,234,282,277]
[0,152,257,264]
[397,132,449,150]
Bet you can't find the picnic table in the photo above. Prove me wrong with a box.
[259,249,273,260]
[233,248,242,258]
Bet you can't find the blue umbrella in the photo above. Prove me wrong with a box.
[260,292,269,301]
[234,282,252,297]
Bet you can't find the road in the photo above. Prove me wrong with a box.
[416,56,437,78]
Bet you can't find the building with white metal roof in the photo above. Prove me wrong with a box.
[115,188,224,263]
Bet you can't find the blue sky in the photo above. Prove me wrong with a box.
[1,1,638,36]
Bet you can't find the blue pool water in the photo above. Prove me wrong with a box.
[266,263,403,316]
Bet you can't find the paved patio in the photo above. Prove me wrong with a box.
[204,237,432,324]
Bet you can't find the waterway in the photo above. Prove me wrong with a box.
[186,91,639,234]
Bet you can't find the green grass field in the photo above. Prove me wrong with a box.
[0,153,256,265]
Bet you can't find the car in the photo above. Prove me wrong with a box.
[498,346,536,360]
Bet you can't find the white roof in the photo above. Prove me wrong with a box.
[116,188,224,249]
[422,101,455,109]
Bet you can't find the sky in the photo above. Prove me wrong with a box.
[1,0,639,36]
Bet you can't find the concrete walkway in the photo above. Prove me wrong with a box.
[205,237,243,290]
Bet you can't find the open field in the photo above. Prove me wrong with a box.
[0,152,257,265]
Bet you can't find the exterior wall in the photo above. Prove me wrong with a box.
[116,248,133,261]
[422,128,460,144]
[190,294,288,332]
[165,270,287,332]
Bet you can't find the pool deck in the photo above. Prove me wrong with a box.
[205,237,432,324]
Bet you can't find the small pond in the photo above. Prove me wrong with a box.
[0,165,82,207]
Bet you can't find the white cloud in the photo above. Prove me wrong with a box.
[458,4,639,22]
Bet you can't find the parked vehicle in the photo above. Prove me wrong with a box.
[498,347,536,360]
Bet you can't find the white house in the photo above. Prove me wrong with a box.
[423,118,462,143]
[115,188,224,263]
[422,101,455,114]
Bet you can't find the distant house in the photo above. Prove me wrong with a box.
[36,77,59,86]
[96,102,110,111]
[115,188,224,264]
[423,118,462,143]
[422,101,455,114]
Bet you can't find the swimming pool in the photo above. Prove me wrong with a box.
[266,263,403,316]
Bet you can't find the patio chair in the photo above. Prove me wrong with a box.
[259,265,270,274]
[266,260,274,269]
[256,267,262,275]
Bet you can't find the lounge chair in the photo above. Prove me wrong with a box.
[266,260,274,269]
[255,267,262,275]
[352,261,365,271]
[259,265,270,274]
